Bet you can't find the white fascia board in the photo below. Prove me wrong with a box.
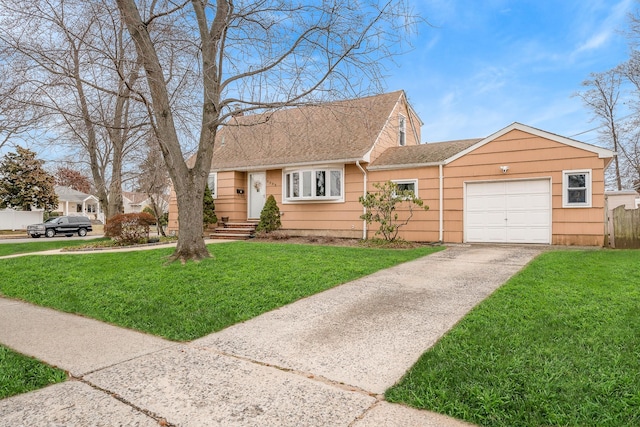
[443,122,615,165]
[367,162,443,171]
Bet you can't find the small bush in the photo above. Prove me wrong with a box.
[203,183,217,227]
[359,181,428,241]
[142,207,157,224]
[104,212,156,245]
[256,195,281,233]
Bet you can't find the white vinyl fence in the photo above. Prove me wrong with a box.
[0,209,43,231]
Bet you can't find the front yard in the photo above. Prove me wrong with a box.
[386,250,640,427]
[2,242,639,426]
[0,241,441,341]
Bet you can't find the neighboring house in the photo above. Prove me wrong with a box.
[605,190,640,211]
[123,191,169,215]
[123,191,151,213]
[54,186,103,223]
[167,91,615,246]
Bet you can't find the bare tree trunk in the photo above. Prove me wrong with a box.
[149,196,167,237]
[173,181,206,260]
[116,0,211,261]
[114,0,415,262]
[108,152,124,216]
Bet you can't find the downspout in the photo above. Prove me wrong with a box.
[356,161,368,240]
[439,164,444,243]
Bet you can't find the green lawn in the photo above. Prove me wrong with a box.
[386,250,640,427]
[0,345,66,399]
[0,241,441,341]
[0,238,108,257]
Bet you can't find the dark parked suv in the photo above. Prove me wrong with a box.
[27,216,93,238]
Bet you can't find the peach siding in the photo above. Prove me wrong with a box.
[444,129,609,246]
[215,171,248,222]
[368,100,421,161]
[366,167,441,242]
[169,127,610,246]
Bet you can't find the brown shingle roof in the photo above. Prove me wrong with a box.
[123,191,149,205]
[210,91,405,170]
[368,138,482,169]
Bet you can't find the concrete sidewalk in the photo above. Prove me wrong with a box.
[0,245,541,426]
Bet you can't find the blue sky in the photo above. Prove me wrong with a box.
[387,0,636,144]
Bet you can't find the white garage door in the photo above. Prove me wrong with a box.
[465,179,551,244]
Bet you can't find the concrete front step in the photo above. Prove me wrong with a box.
[208,221,257,240]
[223,222,258,228]
[215,227,256,233]
[209,233,254,240]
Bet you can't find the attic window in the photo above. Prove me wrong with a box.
[284,167,343,203]
[399,115,406,146]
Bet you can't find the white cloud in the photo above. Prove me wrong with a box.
[572,0,634,56]
[576,31,613,54]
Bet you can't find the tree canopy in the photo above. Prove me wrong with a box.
[55,167,92,194]
[0,146,58,211]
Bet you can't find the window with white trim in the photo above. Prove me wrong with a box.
[392,179,418,198]
[207,172,217,198]
[284,167,343,202]
[563,170,591,207]
[399,115,406,146]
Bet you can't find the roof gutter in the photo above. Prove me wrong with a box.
[367,161,444,171]
[213,158,365,172]
[356,160,368,240]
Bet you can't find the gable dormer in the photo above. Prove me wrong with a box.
[365,92,422,163]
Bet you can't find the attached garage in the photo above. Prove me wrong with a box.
[464,179,551,244]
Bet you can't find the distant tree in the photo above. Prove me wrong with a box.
[202,183,217,229]
[577,70,625,190]
[136,139,170,237]
[0,146,57,211]
[55,167,92,194]
[256,195,282,233]
[359,181,428,241]
[617,54,640,186]
[0,0,155,220]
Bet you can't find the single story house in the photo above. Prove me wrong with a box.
[168,91,615,246]
[54,186,103,223]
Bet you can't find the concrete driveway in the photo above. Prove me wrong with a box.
[0,244,542,426]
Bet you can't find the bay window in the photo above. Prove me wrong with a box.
[284,167,343,202]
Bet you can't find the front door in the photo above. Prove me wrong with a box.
[248,172,267,219]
